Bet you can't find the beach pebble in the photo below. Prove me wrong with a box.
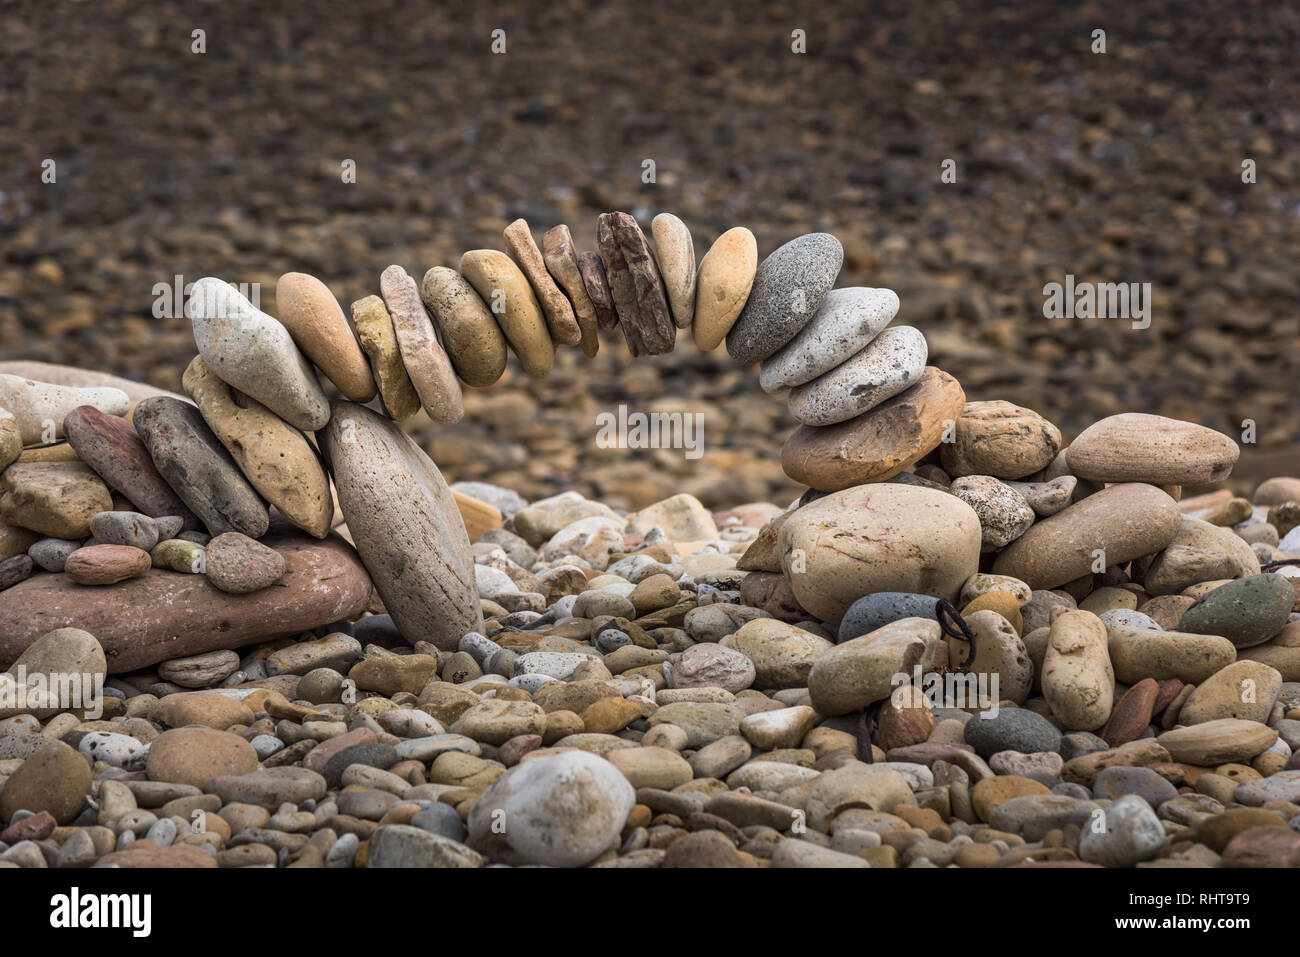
[727,232,842,364]
[787,326,927,427]
[0,374,129,444]
[274,272,376,402]
[760,287,899,392]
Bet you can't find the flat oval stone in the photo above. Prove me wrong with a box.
[380,265,464,425]
[693,227,757,351]
[0,528,370,672]
[1157,718,1277,766]
[940,400,1062,479]
[319,400,483,650]
[89,511,158,551]
[350,295,421,421]
[460,249,554,378]
[134,396,269,539]
[597,212,675,357]
[727,232,842,365]
[651,213,696,329]
[760,287,900,392]
[1177,574,1294,649]
[275,272,377,402]
[205,532,287,594]
[0,374,129,444]
[577,250,618,332]
[782,367,966,492]
[1066,413,1240,485]
[778,483,982,626]
[787,326,927,426]
[992,483,1181,590]
[27,537,80,572]
[1106,627,1237,684]
[0,407,18,469]
[541,226,600,357]
[63,405,197,525]
[182,356,332,538]
[420,267,508,387]
[504,219,582,347]
[186,277,329,432]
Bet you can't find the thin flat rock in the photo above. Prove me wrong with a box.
[380,265,465,425]
[504,219,582,347]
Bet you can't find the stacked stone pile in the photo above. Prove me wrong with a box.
[1,212,1299,869]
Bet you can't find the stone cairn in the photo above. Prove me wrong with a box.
[0,211,1298,869]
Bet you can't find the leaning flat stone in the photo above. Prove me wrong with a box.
[460,250,554,378]
[186,277,329,431]
[760,287,899,392]
[597,212,675,356]
[651,213,697,329]
[420,267,508,387]
[782,367,966,492]
[183,356,332,538]
[1157,719,1278,766]
[993,483,1181,590]
[1066,413,1240,485]
[0,361,181,406]
[693,227,758,351]
[504,219,582,347]
[134,396,269,539]
[0,461,112,539]
[577,251,618,331]
[541,225,600,357]
[0,527,370,672]
[350,295,421,421]
[0,374,129,444]
[320,401,483,650]
[274,272,377,402]
[380,265,464,425]
[787,326,928,426]
[63,405,198,525]
[726,232,842,365]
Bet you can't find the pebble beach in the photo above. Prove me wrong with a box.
[1,207,1298,875]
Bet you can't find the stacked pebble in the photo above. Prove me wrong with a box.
[3,211,1300,870]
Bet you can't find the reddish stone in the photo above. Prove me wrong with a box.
[64,544,152,585]
[63,405,196,524]
[1100,678,1159,747]
[0,809,56,843]
[302,727,379,774]
[496,734,543,767]
[738,571,808,623]
[1151,678,1184,717]
[886,742,976,766]
[1221,826,1300,868]
[97,840,217,868]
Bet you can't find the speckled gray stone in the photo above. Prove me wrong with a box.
[185,277,329,432]
[836,591,940,643]
[787,325,927,426]
[726,233,843,365]
[1178,574,1294,649]
[759,287,899,392]
[963,707,1063,759]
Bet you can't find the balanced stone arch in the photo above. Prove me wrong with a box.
[1,208,1292,872]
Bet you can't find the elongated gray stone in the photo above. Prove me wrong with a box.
[759,287,899,393]
[787,326,927,426]
[319,401,483,650]
[186,277,329,431]
[133,397,269,538]
[726,232,842,365]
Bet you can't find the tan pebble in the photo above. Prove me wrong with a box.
[275,272,377,402]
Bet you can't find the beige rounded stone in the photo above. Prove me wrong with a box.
[274,272,376,402]
[1066,413,1240,486]
[1178,660,1282,725]
[808,618,945,716]
[992,483,1182,590]
[1254,477,1300,508]
[940,400,1062,479]
[381,265,464,425]
[146,727,258,788]
[606,746,693,790]
[0,374,129,444]
[1107,627,1237,684]
[692,227,757,351]
[1239,622,1300,681]
[504,219,582,347]
[948,609,1034,703]
[0,461,112,539]
[0,740,91,824]
[420,267,508,388]
[778,483,982,626]
[182,356,332,538]
[1041,610,1114,731]
[1157,718,1277,766]
[651,213,696,329]
[459,250,554,378]
[350,295,421,421]
[719,619,834,688]
[0,407,20,470]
